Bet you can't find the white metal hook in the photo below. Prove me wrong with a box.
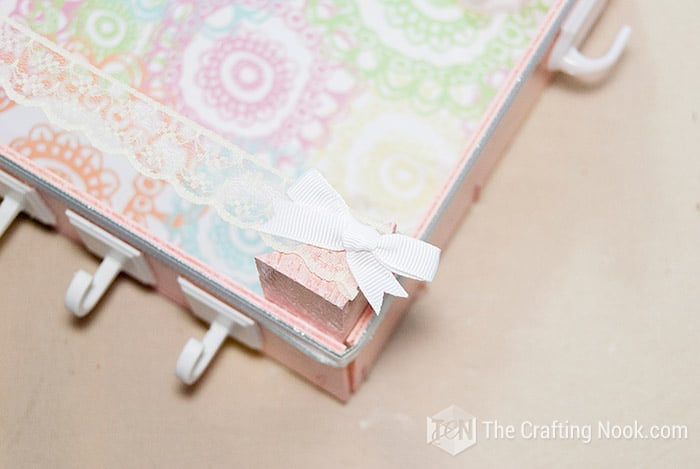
[554,26,631,76]
[176,278,262,386]
[0,193,23,238]
[547,0,631,77]
[65,255,124,318]
[0,169,56,239]
[64,210,155,318]
[176,320,231,385]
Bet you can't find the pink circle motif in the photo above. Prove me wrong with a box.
[195,32,295,126]
[231,59,263,91]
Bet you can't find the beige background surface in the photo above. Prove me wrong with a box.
[1,1,699,467]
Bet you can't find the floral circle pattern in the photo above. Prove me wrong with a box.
[10,0,147,87]
[381,0,490,50]
[195,31,296,126]
[124,175,166,227]
[2,0,560,291]
[72,0,141,59]
[161,197,268,291]
[150,0,357,152]
[10,124,120,205]
[306,0,552,116]
[10,0,65,37]
[310,95,465,231]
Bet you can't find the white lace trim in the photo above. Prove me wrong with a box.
[0,15,361,295]
[0,15,291,226]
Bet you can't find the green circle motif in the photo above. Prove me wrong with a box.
[380,0,490,50]
[306,0,552,117]
[72,0,140,59]
[24,0,65,36]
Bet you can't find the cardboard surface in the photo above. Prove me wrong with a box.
[1,1,699,467]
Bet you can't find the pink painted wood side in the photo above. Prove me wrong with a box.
[256,250,369,342]
[347,63,555,393]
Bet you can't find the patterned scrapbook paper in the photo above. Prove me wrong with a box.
[0,0,554,291]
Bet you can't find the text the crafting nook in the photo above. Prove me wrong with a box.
[427,405,689,457]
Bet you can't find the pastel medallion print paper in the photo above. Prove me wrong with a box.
[0,0,555,297]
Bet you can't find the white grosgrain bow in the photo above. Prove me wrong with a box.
[261,170,441,314]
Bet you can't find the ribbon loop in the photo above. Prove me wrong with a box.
[261,170,441,314]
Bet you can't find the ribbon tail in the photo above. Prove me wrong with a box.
[374,234,441,281]
[259,199,345,250]
[347,251,407,315]
[259,169,351,249]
